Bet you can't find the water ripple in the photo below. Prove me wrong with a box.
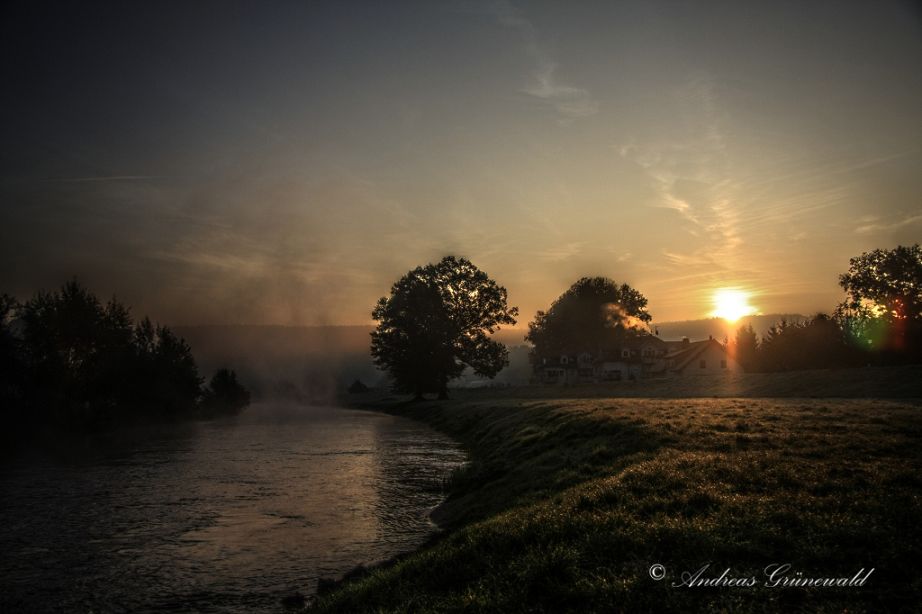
[0,404,465,613]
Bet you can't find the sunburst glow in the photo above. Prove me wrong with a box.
[711,289,757,322]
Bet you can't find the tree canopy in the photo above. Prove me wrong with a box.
[526,277,652,362]
[1,280,250,436]
[838,244,922,322]
[836,244,922,360]
[371,256,518,399]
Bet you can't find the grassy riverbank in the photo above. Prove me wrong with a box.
[311,393,921,612]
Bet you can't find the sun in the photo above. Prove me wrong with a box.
[711,289,757,322]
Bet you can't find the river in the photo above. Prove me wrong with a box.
[0,403,466,612]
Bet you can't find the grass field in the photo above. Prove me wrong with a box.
[452,364,922,400]
[311,390,922,612]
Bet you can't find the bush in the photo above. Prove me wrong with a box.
[202,368,251,414]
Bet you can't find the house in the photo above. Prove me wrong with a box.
[597,334,670,381]
[663,337,741,376]
[537,335,740,384]
[540,351,594,385]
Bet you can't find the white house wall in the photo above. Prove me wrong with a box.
[678,344,740,375]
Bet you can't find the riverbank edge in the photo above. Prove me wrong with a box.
[304,395,479,604]
[304,392,663,607]
[350,396,489,527]
[304,392,922,612]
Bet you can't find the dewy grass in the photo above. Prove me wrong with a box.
[311,396,922,613]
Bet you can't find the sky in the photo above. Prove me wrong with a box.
[2,0,920,327]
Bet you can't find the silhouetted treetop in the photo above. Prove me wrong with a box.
[371,256,517,399]
[1,280,251,435]
[838,244,922,322]
[526,277,652,359]
[757,314,863,372]
[203,368,251,414]
[835,245,922,361]
[731,324,759,372]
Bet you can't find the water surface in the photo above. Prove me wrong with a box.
[0,404,465,612]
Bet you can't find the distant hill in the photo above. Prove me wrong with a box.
[652,314,809,343]
[492,328,530,347]
[175,316,808,397]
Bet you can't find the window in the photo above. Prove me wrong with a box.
[561,355,569,365]
[621,349,630,358]
[699,359,706,368]
[720,359,727,369]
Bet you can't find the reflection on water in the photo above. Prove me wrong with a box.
[0,404,465,613]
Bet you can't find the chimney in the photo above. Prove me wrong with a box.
[682,336,689,346]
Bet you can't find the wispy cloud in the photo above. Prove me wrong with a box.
[523,62,599,119]
[488,0,599,121]
[618,74,740,257]
[53,175,166,183]
[855,213,922,234]
[541,241,586,263]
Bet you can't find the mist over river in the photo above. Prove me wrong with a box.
[0,404,466,613]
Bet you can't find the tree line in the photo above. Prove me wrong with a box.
[731,315,866,373]
[731,245,922,372]
[0,280,251,437]
[371,245,922,396]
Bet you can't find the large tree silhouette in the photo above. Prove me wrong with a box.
[838,244,922,322]
[836,244,922,359]
[18,280,137,423]
[371,256,518,399]
[526,277,652,364]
